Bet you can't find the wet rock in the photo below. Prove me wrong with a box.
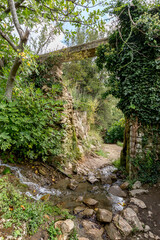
[144,225,150,232]
[100,175,112,184]
[113,215,132,237]
[83,198,98,206]
[132,181,142,190]
[74,206,86,214]
[129,189,148,197]
[120,181,129,190]
[38,166,47,176]
[82,220,104,240]
[96,209,112,223]
[105,223,121,240]
[81,208,94,217]
[123,207,143,231]
[130,198,147,209]
[109,185,127,197]
[87,174,99,184]
[76,196,84,202]
[110,174,117,180]
[68,179,78,190]
[40,194,50,201]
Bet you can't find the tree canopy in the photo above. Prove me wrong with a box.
[0,0,106,101]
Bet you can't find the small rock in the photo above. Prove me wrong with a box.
[132,181,142,190]
[101,175,112,184]
[148,211,152,217]
[129,189,148,197]
[68,179,78,190]
[105,223,121,240]
[61,219,74,234]
[155,235,160,240]
[144,233,148,239]
[113,215,132,237]
[74,206,86,214]
[96,209,112,223]
[130,198,147,209]
[120,181,129,190]
[148,231,154,239]
[123,207,143,231]
[109,185,127,197]
[83,198,98,206]
[38,166,47,176]
[144,225,150,232]
[87,174,99,184]
[81,208,94,217]
[76,196,84,202]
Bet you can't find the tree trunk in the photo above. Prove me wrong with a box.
[5,57,21,102]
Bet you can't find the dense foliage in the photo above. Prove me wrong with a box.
[0,85,64,162]
[104,118,125,144]
[96,0,160,125]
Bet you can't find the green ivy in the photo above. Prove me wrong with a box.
[0,85,64,162]
[96,0,160,125]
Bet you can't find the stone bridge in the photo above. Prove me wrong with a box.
[39,37,108,62]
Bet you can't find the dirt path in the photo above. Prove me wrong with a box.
[79,144,122,170]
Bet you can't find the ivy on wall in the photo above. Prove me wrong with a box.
[96,0,160,125]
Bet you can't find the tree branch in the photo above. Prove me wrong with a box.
[0,28,17,51]
[8,0,24,39]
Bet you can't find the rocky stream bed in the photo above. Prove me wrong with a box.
[0,145,160,240]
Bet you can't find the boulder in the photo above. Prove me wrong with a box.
[129,189,148,197]
[130,198,147,209]
[105,223,121,240]
[96,209,112,223]
[123,207,143,231]
[61,219,74,234]
[109,185,127,197]
[81,208,94,217]
[113,214,132,237]
[74,206,86,214]
[83,198,98,206]
[82,220,104,240]
[132,181,142,190]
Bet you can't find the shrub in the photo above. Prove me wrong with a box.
[104,118,125,144]
[0,85,64,162]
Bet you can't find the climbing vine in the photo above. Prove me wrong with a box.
[96,0,160,125]
[96,0,160,181]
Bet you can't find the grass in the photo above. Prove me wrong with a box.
[95,149,109,158]
[117,141,123,147]
[0,175,74,238]
[112,158,121,168]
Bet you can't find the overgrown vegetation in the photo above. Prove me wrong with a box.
[104,118,125,144]
[0,84,64,162]
[97,0,160,181]
[0,176,73,237]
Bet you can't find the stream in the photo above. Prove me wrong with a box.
[0,159,125,214]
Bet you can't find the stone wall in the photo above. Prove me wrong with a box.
[61,86,89,159]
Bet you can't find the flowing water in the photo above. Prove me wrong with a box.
[0,160,125,212]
